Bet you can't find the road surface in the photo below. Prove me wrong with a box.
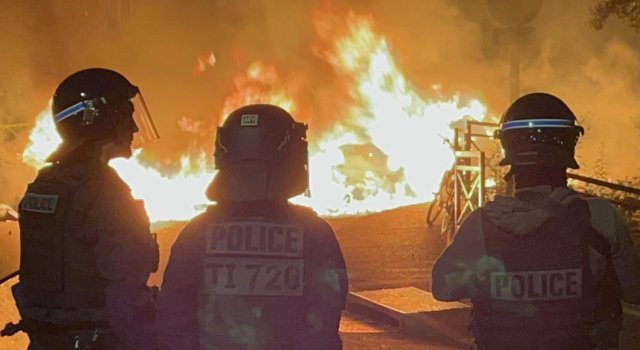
[2,202,637,349]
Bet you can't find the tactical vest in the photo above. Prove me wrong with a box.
[472,198,600,350]
[196,204,322,350]
[18,158,110,311]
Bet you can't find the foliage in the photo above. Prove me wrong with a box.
[590,0,640,32]
[569,144,640,246]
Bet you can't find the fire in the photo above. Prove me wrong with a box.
[22,101,61,170]
[292,10,485,214]
[221,62,301,120]
[193,50,216,75]
[21,9,487,222]
[22,107,215,221]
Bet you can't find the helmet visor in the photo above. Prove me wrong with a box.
[130,91,160,147]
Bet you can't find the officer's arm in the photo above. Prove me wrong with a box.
[302,220,348,350]
[431,210,485,301]
[157,219,205,350]
[588,199,640,304]
[91,190,159,350]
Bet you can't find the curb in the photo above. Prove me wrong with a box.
[346,288,640,347]
[346,289,472,347]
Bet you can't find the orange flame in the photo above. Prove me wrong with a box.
[221,62,301,120]
[21,8,488,221]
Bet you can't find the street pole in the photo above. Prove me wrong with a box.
[487,0,542,197]
[509,43,520,103]
[505,42,520,196]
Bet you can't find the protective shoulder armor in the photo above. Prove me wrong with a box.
[288,204,319,220]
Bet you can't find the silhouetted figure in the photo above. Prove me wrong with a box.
[432,93,640,350]
[157,104,348,350]
[6,68,161,350]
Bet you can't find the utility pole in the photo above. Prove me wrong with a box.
[488,0,542,196]
[107,0,133,30]
[509,44,520,104]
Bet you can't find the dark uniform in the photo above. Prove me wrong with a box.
[7,68,161,350]
[431,93,640,350]
[157,105,348,350]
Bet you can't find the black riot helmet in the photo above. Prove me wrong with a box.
[206,104,309,202]
[494,93,584,169]
[49,68,159,161]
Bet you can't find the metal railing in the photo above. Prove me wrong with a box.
[449,120,499,243]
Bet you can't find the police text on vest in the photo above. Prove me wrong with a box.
[490,269,582,301]
[204,222,305,297]
[206,222,303,258]
[21,193,59,214]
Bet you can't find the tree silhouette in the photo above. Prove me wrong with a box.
[590,0,640,32]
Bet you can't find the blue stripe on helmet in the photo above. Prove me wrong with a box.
[501,119,575,131]
[54,102,85,122]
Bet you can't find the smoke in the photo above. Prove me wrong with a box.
[361,0,640,178]
[1,0,640,204]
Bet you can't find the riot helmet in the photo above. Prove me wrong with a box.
[494,92,584,169]
[206,104,309,202]
[48,68,159,161]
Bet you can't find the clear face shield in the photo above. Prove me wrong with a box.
[127,90,160,147]
[53,87,160,148]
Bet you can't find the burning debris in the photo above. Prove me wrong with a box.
[193,50,216,76]
[0,204,18,222]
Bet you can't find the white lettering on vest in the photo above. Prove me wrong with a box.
[490,269,582,301]
[206,222,304,258]
[204,257,304,296]
[21,193,59,214]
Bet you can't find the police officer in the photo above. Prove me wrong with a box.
[431,92,640,350]
[157,104,348,350]
[8,68,161,350]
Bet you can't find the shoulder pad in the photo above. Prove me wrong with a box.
[205,204,221,216]
[32,163,57,180]
[288,204,318,218]
[37,163,54,174]
[98,166,132,192]
[287,204,327,226]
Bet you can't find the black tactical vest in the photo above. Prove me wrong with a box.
[196,203,329,349]
[472,198,600,350]
[18,156,109,310]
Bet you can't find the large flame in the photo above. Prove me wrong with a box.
[221,61,301,120]
[21,9,487,222]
